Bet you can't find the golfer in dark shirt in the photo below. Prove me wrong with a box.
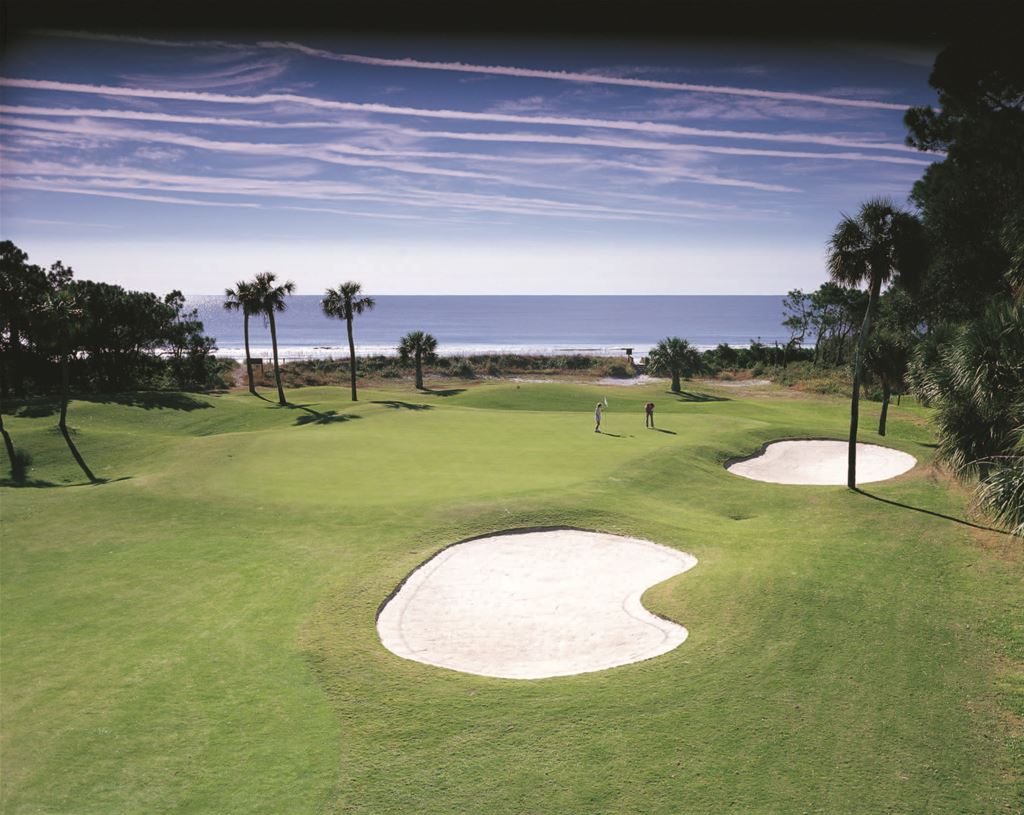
[645,401,655,428]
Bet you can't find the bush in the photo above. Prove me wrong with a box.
[772,361,852,395]
[450,357,476,379]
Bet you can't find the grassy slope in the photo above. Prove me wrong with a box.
[1,381,1020,814]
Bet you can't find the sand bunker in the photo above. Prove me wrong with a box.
[377,529,697,679]
[727,439,917,485]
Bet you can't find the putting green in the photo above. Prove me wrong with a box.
[1,382,1020,814]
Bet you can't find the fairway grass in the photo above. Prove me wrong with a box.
[1,381,1021,813]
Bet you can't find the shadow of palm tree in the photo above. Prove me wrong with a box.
[421,387,466,397]
[0,475,132,489]
[290,405,362,426]
[666,390,730,402]
[853,488,1009,534]
[371,400,433,411]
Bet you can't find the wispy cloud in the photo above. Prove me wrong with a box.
[3,116,796,193]
[0,77,920,153]
[119,57,291,92]
[384,125,935,166]
[39,30,915,112]
[3,156,743,223]
[2,117,532,185]
[3,216,123,229]
[1,104,932,168]
[259,41,915,111]
[2,178,264,208]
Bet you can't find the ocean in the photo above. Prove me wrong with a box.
[187,295,793,361]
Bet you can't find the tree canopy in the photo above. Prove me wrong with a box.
[1,240,219,396]
[904,40,1024,322]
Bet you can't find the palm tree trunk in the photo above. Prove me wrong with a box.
[847,278,881,488]
[878,375,891,436]
[268,311,286,406]
[243,312,256,395]
[671,370,681,393]
[346,316,357,401]
[0,412,16,474]
[414,350,423,390]
[9,318,23,396]
[58,352,97,483]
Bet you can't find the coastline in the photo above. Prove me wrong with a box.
[213,340,801,363]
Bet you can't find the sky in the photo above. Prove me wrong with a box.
[0,31,942,294]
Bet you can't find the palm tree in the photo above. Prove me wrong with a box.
[322,282,375,401]
[39,286,98,483]
[826,198,927,488]
[909,298,1023,534]
[398,330,438,390]
[863,330,910,437]
[223,280,259,396]
[647,337,700,393]
[250,272,295,406]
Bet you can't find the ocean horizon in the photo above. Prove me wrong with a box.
[188,294,795,361]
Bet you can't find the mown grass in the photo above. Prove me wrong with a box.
[1,380,1020,813]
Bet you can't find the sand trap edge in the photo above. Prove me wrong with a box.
[375,525,615,623]
[723,436,918,485]
[376,526,696,680]
[722,436,842,472]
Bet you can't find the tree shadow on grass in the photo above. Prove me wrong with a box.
[1,475,132,489]
[78,392,214,411]
[371,400,433,411]
[853,488,1010,535]
[6,392,214,418]
[8,401,59,418]
[286,404,362,426]
[666,390,730,403]
[421,387,466,397]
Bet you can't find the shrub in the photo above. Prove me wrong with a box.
[450,357,476,378]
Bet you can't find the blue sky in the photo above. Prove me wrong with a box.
[0,32,941,293]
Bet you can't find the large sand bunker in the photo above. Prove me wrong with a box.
[377,529,697,679]
[727,439,917,485]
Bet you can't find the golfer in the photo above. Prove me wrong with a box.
[645,401,655,428]
[594,402,603,433]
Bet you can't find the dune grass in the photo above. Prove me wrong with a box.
[1,380,1020,813]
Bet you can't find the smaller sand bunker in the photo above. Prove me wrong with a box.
[377,530,697,679]
[727,439,916,485]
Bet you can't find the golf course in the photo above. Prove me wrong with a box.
[1,380,1020,814]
